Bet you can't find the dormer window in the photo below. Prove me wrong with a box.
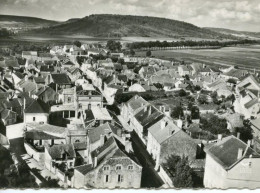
[128,165,133,170]
[116,165,122,170]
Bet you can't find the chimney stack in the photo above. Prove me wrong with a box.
[93,156,97,168]
[217,134,223,141]
[100,134,105,146]
[237,132,240,139]
[247,140,251,147]
[148,106,152,116]
[237,148,243,160]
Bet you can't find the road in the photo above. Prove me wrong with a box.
[131,131,164,188]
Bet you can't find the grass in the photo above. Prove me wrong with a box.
[135,45,260,72]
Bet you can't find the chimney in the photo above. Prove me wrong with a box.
[35,83,38,92]
[237,132,241,139]
[23,98,26,110]
[93,156,97,168]
[247,140,251,147]
[148,106,152,116]
[217,134,223,141]
[237,148,243,160]
[161,120,167,129]
[125,140,132,153]
[116,128,122,137]
[100,134,105,146]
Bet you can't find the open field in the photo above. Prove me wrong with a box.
[135,45,260,71]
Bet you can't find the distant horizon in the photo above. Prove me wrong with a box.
[1,13,260,33]
[1,0,260,32]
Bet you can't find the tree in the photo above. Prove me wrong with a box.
[130,49,135,56]
[198,94,208,104]
[171,106,184,119]
[191,106,200,119]
[179,89,187,97]
[233,120,253,143]
[106,40,122,52]
[200,114,229,135]
[40,177,60,188]
[163,155,194,188]
[146,50,152,57]
[73,40,81,47]
[153,83,164,90]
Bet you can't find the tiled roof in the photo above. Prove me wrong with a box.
[73,142,87,150]
[75,164,93,175]
[40,65,55,72]
[148,116,181,144]
[244,98,259,109]
[51,73,71,84]
[24,99,50,114]
[25,130,62,140]
[206,135,260,170]
[88,123,112,144]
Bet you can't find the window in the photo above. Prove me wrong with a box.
[116,165,122,170]
[88,104,91,110]
[68,97,71,103]
[104,175,109,183]
[33,117,36,121]
[70,162,73,167]
[128,165,133,170]
[103,166,110,171]
[118,175,123,182]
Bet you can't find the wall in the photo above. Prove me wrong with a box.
[158,165,174,187]
[24,113,48,124]
[6,123,25,139]
[24,142,45,163]
[84,157,142,188]
[73,169,85,188]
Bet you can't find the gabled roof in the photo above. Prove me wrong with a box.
[50,73,71,85]
[25,130,62,140]
[24,99,50,114]
[244,98,259,109]
[205,135,260,170]
[88,123,113,144]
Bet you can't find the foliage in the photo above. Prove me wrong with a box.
[40,177,60,188]
[162,155,194,188]
[191,106,200,119]
[76,56,87,66]
[73,40,82,47]
[128,39,257,49]
[0,28,12,38]
[146,50,152,57]
[153,83,164,90]
[171,106,184,119]
[194,85,201,91]
[233,120,253,143]
[179,89,187,97]
[106,40,122,52]
[200,114,229,135]
[118,58,124,65]
[130,49,135,56]
[198,94,208,104]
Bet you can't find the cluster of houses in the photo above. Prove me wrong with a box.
[1,41,260,189]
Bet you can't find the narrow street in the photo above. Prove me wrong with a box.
[131,131,164,188]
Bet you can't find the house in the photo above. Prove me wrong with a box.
[24,128,66,162]
[62,60,76,69]
[178,65,190,76]
[38,53,53,61]
[250,118,260,153]
[22,51,38,60]
[198,104,218,114]
[220,113,244,132]
[67,67,83,83]
[110,53,124,58]
[147,116,197,169]
[132,104,164,145]
[73,137,142,188]
[33,86,58,103]
[24,99,50,124]
[83,107,112,127]
[0,108,17,126]
[12,71,24,87]
[45,144,76,176]
[46,73,72,91]
[204,135,260,189]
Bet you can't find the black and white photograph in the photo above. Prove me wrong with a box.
[0,0,260,190]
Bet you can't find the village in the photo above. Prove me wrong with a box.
[0,40,260,189]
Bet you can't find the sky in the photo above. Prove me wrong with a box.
[1,0,260,32]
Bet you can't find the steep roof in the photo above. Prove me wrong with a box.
[51,73,71,84]
[244,98,259,109]
[205,135,260,170]
[24,99,50,114]
[88,123,112,144]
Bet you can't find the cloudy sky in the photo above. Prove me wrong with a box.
[1,0,260,32]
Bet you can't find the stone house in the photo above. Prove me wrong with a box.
[204,135,260,189]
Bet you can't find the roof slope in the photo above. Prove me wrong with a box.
[24,99,50,114]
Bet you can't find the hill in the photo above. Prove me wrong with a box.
[26,14,237,39]
[0,15,60,30]
[205,27,260,40]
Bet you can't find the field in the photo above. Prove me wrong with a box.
[135,45,260,71]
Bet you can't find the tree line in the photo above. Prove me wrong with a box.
[126,39,258,50]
